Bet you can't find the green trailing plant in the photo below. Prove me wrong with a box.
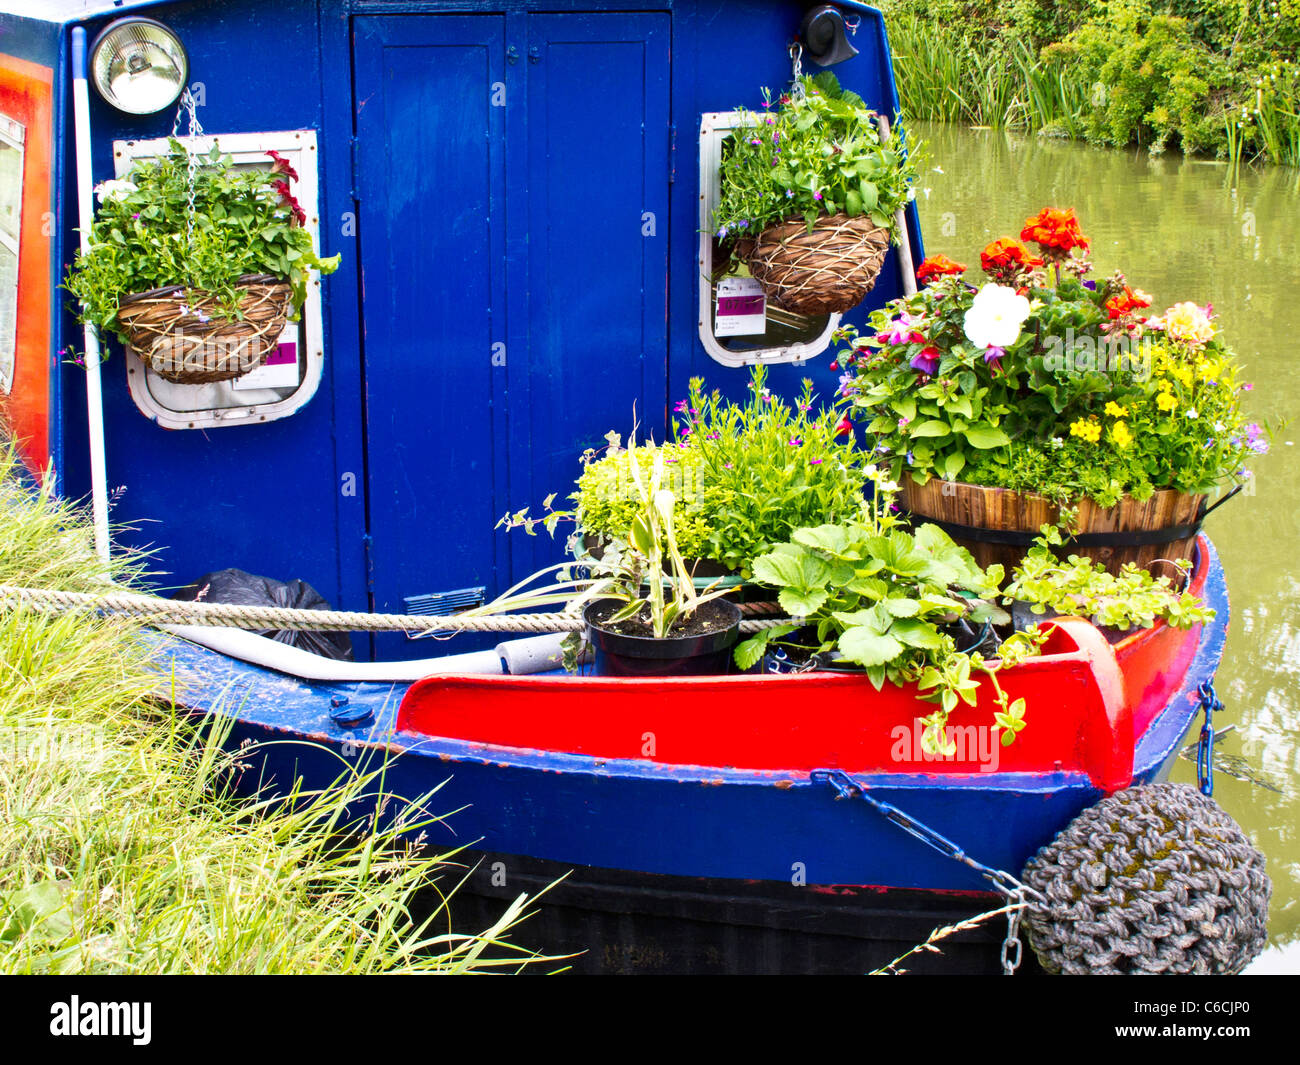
[735,466,1044,753]
[1003,521,1217,629]
[713,72,920,243]
[65,140,340,344]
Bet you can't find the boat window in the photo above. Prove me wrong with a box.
[697,112,839,368]
[0,113,23,396]
[112,130,325,429]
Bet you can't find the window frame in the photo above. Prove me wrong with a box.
[697,110,841,368]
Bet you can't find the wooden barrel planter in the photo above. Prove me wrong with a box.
[899,476,1210,577]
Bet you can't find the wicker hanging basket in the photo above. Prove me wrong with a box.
[744,213,890,316]
[116,273,294,385]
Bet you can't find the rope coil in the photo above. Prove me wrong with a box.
[1021,782,1271,975]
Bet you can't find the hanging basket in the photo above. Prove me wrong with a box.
[744,213,890,316]
[116,273,294,385]
[898,476,1208,577]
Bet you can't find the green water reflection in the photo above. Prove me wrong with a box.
[911,122,1300,970]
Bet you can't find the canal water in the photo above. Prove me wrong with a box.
[910,121,1299,971]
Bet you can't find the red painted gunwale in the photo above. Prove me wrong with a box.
[396,539,1209,793]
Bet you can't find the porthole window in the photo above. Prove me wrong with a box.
[112,130,325,429]
[697,111,839,367]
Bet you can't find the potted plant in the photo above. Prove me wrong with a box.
[714,72,919,315]
[735,464,1035,754]
[580,436,741,677]
[835,206,1268,574]
[505,367,872,583]
[66,140,340,384]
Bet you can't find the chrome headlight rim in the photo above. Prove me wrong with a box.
[88,17,189,116]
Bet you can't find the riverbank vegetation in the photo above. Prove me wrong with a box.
[884,0,1300,168]
[0,446,547,973]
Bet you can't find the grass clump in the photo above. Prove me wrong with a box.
[0,444,553,973]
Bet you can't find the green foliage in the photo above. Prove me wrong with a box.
[0,444,551,974]
[736,468,1031,753]
[1004,532,1217,630]
[65,141,340,343]
[589,435,735,639]
[882,0,1300,167]
[571,442,722,563]
[714,72,919,242]
[670,367,871,573]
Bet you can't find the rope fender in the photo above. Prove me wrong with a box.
[1020,782,1270,975]
[0,584,790,636]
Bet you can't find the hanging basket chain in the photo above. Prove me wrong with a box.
[170,89,204,246]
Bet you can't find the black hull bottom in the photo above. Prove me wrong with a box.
[418,849,1045,975]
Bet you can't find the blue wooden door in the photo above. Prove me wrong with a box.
[353,13,669,658]
[521,12,671,574]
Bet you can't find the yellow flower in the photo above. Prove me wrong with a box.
[1157,302,1216,345]
[1111,421,1133,449]
[1171,365,1194,388]
[1197,358,1223,380]
[1069,418,1101,443]
[1104,401,1128,418]
[1156,391,1178,412]
[1157,378,1173,393]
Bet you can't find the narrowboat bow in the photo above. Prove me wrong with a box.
[153,536,1227,974]
[0,0,1236,973]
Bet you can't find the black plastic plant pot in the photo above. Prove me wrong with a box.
[582,598,742,677]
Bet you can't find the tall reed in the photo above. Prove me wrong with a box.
[0,445,558,973]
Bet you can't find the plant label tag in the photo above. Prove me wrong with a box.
[715,277,767,336]
[233,329,300,390]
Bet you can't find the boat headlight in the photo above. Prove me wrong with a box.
[89,18,189,115]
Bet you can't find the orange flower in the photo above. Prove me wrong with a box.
[915,254,967,285]
[1104,284,1153,321]
[980,238,1043,274]
[1019,207,1090,254]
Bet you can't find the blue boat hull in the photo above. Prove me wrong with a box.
[152,541,1228,971]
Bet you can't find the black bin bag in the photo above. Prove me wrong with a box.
[171,568,355,661]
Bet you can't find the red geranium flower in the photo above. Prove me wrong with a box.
[1019,207,1089,254]
[980,237,1043,274]
[1104,284,1153,321]
[915,254,967,285]
[834,416,853,436]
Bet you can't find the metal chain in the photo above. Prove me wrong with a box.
[170,89,204,244]
[813,769,1043,974]
[1196,680,1223,797]
[789,42,806,100]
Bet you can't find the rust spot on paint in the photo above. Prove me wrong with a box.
[774,779,794,789]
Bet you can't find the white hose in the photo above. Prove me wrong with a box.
[161,624,504,682]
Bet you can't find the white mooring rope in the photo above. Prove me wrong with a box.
[0,585,790,636]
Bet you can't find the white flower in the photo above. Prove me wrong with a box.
[1186,408,1199,419]
[963,283,1031,350]
[94,179,137,204]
